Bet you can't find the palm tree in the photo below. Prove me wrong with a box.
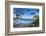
[14,8,24,19]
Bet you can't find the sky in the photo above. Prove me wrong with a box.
[13,8,39,24]
[13,8,39,19]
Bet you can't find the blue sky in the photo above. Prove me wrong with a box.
[13,8,39,24]
[13,8,39,19]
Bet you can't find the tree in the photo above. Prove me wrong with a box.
[32,16,39,27]
[30,9,39,27]
[14,8,24,18]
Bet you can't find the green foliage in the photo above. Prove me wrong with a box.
[32,16,39,27]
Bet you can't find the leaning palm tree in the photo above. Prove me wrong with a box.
[14,8,24,19]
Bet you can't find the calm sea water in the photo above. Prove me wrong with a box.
[13,19,33,24]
